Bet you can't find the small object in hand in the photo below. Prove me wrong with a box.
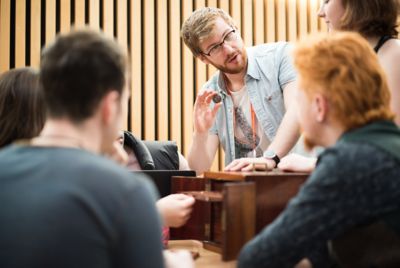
[212,94,222,103]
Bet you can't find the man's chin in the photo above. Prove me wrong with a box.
[219,63,246,74]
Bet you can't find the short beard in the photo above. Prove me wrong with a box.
[214,48,248,74]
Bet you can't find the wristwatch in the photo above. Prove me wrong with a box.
[263,150,280,168]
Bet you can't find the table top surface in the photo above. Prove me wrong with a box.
[167,240,236,268]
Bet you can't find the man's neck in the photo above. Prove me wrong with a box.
[37,118,101,154]
[223,67,247,92]
[319,121,346,148]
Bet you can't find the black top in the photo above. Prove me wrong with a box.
[374,35,393,53]
[0,145,165,268]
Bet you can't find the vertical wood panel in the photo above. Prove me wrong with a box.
[74,0,85,28]
[169,0,182,149]
[287,0,297,41]
[253,0,264,45]
[15,0,25,67]
[144,0,155,140]
[195,0,207,97]
[46,0,56,44]
[308,0,318,33]
[231,0,241,32]
[276,0,286,41]
[88,0,100,29]
[60,0,71,33]
[157,0,169,140]
[103,0,114,37]
[130,0,142,136]
[117,0,128,129]
[182,0,194,156]
[30,0,41,68]
[0,0,10,72]
[219,0,229,13]
[242,0,253,46]
[116,0,127,51]
[206,0,218,80]
[265,0,275,42]
[297,0,308,39]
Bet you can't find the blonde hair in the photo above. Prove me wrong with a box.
[293,32,394,130]
[181,7,236,57]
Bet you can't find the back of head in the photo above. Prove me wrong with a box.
[181,7,236,57]
[0,67,45,147]
[40,29,127,123]
[341,0,399,37]
[293,31,394,130]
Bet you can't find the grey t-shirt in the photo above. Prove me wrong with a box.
[0,145,164,268]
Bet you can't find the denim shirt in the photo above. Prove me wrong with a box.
[205,42,296,165]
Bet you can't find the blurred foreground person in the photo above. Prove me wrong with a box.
[238,32,400,268]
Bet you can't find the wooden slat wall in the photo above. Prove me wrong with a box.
[0,0,335,171]
[157,0,169,141]
[15,0,25,67]
[60,0,71,33]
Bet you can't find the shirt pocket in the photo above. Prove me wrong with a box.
[264,90,285,122]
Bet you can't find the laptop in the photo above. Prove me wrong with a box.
[132,170,196,197]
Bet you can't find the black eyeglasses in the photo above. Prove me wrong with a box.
[201,29,238,57]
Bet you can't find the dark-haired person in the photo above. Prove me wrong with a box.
[0,29,192,268]
[0,67,45,148]
[279,0,400,172]
[238,32,400,268]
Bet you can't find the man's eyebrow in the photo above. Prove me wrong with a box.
[205,28,232,51]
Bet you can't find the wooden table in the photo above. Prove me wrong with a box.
[171,170,309,261]
[168,240,236,268]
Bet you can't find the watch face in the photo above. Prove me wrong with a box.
[263,150,276,159]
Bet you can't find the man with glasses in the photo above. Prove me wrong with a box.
[181,7,299,173]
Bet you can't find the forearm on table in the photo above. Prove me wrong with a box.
[268,107,300,158]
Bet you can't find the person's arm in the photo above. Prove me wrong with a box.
[178,152,190,170]
[278,153,317,172]
[379,40,400,126]
[225,81,300,171]
[156,194,195,227]
[266,81,301,161]
[187,89,221,174]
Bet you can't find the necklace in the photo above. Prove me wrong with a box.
[32,134,84,149]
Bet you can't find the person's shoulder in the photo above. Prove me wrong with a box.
[378,39,400,63]
[37,147,150,192]
[317,141,398,177]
